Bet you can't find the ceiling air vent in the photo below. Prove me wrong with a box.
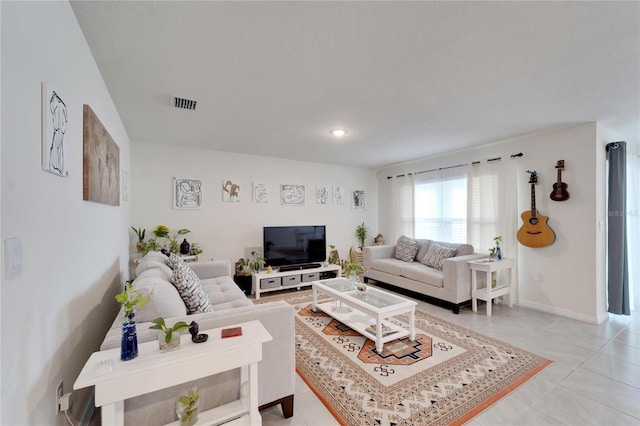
[172,96,197,111]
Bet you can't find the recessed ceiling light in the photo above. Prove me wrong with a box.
[330,129,348,137]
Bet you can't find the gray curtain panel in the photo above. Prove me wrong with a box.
[606,141,630,315]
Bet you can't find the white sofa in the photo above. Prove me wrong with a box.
[363,238,487,313]
[100,251,295,424]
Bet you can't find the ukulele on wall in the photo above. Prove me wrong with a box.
[550,160,569,201]
[517,171,556,248]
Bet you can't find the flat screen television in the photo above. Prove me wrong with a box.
[263,225,326,268]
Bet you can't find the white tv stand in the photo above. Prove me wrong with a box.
[252,264,340,300]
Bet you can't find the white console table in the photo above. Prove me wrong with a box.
[252,264,340,300]
[73,320,272,426]
[469,258,515,316]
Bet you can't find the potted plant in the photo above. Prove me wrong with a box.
[131,226,146,253]
[327,244,340,265]
[176,386,200,426]
[493,235,503,260]
[355,222,368,249]
[242,250,266,274]
[150,317,190,351]
[115,282,151,361]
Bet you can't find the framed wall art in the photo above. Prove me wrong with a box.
[174,177,202,209]
[333,186,345,205]
[316,186,329,204]
[281,184,305,206]
[222,179,240,202]
[352,189,366,211]
[41,82,69,177]
[253,182,268,203]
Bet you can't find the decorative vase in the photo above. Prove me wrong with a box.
[180,239,190,255]
[176,386,200,426]
[496,246,502,260]
[121,311,138,361]
[158,331,181,352]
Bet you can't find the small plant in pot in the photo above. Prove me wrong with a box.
[355,222,368,249]
[176,386,200,426]
[150,317,190,352]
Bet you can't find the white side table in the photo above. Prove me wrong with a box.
[74,320,272,426]
[468,258,515,316]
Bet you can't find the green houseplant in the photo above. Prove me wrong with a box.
[115,282,151,361]
[150,317,190,351]
[131,227,146,252]
[355,222,368,248]
[242,250,266,274]
[176,386,200,426]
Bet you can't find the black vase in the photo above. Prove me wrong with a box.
[180,239,190,255]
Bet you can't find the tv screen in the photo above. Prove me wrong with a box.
[263,225,326,267]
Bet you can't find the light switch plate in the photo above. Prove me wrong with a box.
[4,237,22,279]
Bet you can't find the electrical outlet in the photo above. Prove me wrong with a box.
[55,380,63,414]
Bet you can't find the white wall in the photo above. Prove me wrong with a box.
[131,142,379,268]
[1,2,131,424]
[378,123,607,323]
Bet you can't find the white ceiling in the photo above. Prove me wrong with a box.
[70,1,639,169]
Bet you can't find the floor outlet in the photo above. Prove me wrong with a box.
[56,380,63,414]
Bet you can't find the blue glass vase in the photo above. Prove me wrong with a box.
[121,311,138,361]
[496,246,502,260]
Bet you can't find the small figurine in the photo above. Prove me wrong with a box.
[189,321,208,343]
[267,265,273,274]
[374,234,384,245]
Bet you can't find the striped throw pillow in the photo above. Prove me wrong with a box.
[422,243,457,271]
[169,254,213,314]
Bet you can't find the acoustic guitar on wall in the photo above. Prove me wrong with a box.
[517,171,555,248]
[550,160,570,201]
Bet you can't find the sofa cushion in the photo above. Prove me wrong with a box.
[414,239,432,261]
[133,270,188,322]
[400,263,444,288]
[135,252,172,278]
[394,235,418,262]
[369,258,404,275]
[168,254,213,314]
[422,243,457,271]
[201,277,253,310]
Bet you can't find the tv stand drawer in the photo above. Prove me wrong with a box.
[282,275,301,286]
[301,272,319,282]
[260,277,282,289]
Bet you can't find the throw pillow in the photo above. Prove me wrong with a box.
[395,235,419,262]
[169,256,213,314]
[422,243,457,271]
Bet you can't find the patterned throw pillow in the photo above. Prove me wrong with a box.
[169,255,213,314]
[394,235,419,262]
[422,243,457,271]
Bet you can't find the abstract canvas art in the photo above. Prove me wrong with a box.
[253,182,268,203]
[222,180,240,202]
[352,189,366,211]
[82,105,119,206]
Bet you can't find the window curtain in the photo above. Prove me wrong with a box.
[389,174,414,240]
[467,160,518,289]
[606,142,630,315]
[626,147,639,310]
[414,165,468,243]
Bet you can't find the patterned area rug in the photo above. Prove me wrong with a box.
[257,290,552,426]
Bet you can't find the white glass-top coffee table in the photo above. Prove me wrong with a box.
[312,278,417,353]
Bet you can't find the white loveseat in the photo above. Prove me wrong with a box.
[99,251,295,424]
[363,238,487,313]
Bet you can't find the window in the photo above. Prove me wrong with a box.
[414,166,467,243]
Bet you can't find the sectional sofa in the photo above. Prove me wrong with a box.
[99,251,295,424]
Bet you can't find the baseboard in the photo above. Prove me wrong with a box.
[518,299,606,324]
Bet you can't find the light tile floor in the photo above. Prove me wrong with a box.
[260,286,640,426]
